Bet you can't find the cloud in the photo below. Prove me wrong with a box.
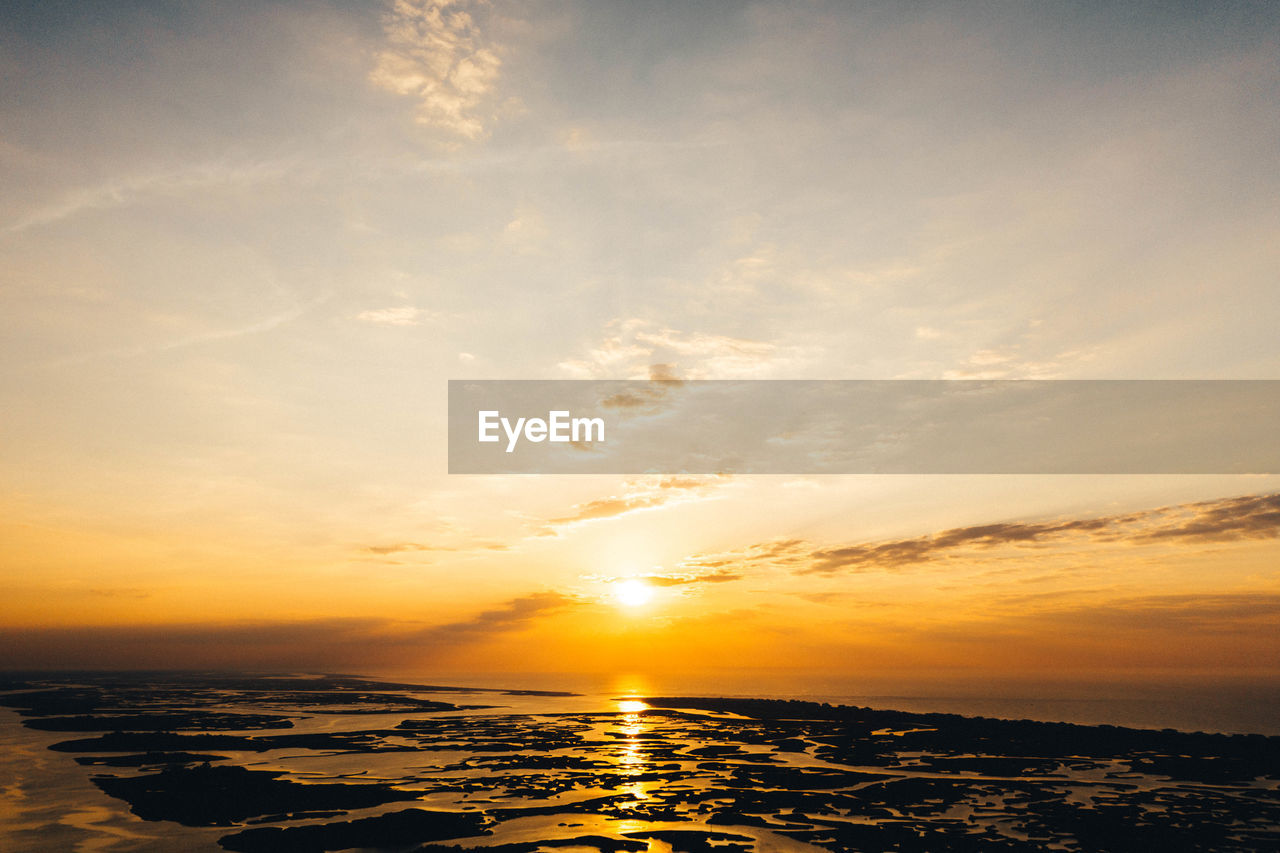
[364,542,448,555]
[801,492,1280,574]
[4,158,296,233]
[804,518,1113,574]
[600,363,686,412]
[0,592,578,670]
[559,318,797,379]
[537,476,727,534]
[356,305,440,326]
[679,538,810,574]
[369,0,504,140]
[1138,493,1280,542]
[0,618,394,670]
[501,203,551,253]
[409,592,578,645]
[640,570,742,587]
[938,344,1104,380]
[684,493,1280,577]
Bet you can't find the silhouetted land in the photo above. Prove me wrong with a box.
[2,673,1278,852]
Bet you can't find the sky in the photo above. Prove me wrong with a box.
[2,0,1280,689]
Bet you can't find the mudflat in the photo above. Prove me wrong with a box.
[2,672,1278,852]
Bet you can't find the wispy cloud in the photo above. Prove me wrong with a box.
[559,318,799,379]
[537,476,727,535]
[804,519,1113,574]
[937,343,1105,380]
[679,538,810,574]
[599,363,685,412]
[364,542,451,555]
[46,296,327,367]
[356,305,439,326]
[361,539,508,555]
[409,591,577,645]
[369,0,505,140]
[4,159,298,234]
[585,569,742,589]
[802,492,1280,574]
[681,493,1280,577]
[640,570,742,587]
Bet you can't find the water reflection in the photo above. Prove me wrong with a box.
[614,698,649,776]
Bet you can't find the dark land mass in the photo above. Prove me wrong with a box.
[75,751,236,768]
[622,830,756,853]
[643,697,1280,783]
[4,673,1280,852]
[22,712,296,731]
[1,670,577,698]
[92,764,423,826]
[218,808,494,852]
[413,837,648,853]
[47,728,419,754]
[0,674,520,719]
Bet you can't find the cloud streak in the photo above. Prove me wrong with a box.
[361,539,508,555]
[356,306,440,326]
[640,570,742,587]
[537,476,727,534]
[0,592,578,670]
[681,493,1280,577]
[559,319,798,380]
[3,152,308,233]
[409,591,577,645]
[803,493,1280,574]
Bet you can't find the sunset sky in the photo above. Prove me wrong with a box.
[3,1,1279,688]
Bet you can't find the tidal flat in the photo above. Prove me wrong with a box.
[1,673,1278,852]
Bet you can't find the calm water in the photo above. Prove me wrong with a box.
[398,670,1280,736]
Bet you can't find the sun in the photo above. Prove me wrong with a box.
[613,579,654,608]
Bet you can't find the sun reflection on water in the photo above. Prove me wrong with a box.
[614,698,651,778]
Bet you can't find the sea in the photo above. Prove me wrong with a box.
[394,670,1280,736]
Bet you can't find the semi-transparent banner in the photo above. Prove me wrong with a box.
[447,380,1280,474]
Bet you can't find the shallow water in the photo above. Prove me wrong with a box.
[1,673,1278,852]
[397,670,1280,736]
